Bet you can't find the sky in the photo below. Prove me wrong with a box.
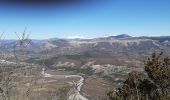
[0,0,170,39]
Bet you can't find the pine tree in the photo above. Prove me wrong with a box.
[107,52,170,100]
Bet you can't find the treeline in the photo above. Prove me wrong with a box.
[107,52,170,100]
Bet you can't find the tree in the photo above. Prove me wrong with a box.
[108,71,142,100]
[0,30,32,100]
[144,52,170,99]
[107,52,170,100]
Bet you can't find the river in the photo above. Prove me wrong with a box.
[41,68,88,100]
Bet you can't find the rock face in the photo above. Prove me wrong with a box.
[40,35,170,56]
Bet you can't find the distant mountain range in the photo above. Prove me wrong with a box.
[1,34,170,54]
[1,34,170,66]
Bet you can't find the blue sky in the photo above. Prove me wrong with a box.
[0,0,170,39]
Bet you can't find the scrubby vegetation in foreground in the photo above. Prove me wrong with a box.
[108,52,170,100]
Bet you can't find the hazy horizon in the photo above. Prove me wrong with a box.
[0,33,170,40]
